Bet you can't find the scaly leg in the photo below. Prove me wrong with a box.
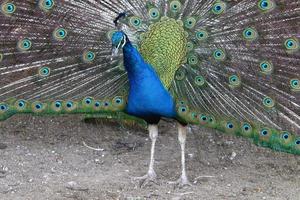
[169,123,192,187]
[133,124,158,186]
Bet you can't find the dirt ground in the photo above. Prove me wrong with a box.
[0,115,299,200]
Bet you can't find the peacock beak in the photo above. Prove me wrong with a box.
[111,46,119,58]
[111,36,126,59]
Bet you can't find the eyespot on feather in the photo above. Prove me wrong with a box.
[1,2,16,15]
[39,0,55,12]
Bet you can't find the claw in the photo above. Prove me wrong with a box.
[132,170,157,187]
[168,175,192,188]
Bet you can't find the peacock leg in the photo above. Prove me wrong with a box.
[169,123,192,187]
[133,124,158,186]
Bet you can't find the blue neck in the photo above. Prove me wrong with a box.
[123,41,145,81]
[122,39,177,120]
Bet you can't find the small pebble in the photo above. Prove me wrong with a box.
[230,152,237,160]
[66,181,89,192]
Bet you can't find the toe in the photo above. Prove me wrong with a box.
[168,176,193,188]
[132,172,158,188]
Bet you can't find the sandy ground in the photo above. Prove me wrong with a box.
[0,115,299,200]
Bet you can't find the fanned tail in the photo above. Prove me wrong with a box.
[171,0,300,154]
[0,0,299,155]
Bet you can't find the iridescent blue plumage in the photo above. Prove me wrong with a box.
[112,31,176,123]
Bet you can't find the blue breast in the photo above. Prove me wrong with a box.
[123,40,177,120]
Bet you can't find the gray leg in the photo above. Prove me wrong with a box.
[169,123,192,187]
[133,124,158,186]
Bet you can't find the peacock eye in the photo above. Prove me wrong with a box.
[261,1,268,8]
[186,42,194,52]
[129,16,142,29]
[263,97,275,108]
[84,97,93,105]
[213,49,226,61]
[45,0,54,7]
[39,67,51,77]
[2,2,16,15]
[229,75,241,88]
[284,38,299,52]
[290,79,300,90]
[296,140,300,145]
[39,0,54,11]
[66,101,73,108]
[260,128,269,136]
[184,17,196,29]
[196,30,208,41]
[0,104,8,111]
[18,39,32,51]
[286,40,294,48]
[94,101,101,107]
[212,1,226,14]
[242,123,252,132]
[175,68,185,81]
[281,132,290,140]
[53,28,67,41]
[55,101,62,108]
[200,115,208,122]
[83,51,95,63]
[226,122,234,129]
[35,103,43,110]
[115,97,122,104]
[178,106,188,113]
[258,0,275,12]
[194,75,206,87]
[170,1,182,13]
[259,60,273,75]
[148,8,160,20]
[243,28,258,41]
[18,100,25,108]
[188,54,198,66]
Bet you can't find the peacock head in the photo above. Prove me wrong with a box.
[111,31,127,56]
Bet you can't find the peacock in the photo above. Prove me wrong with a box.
[0,0,299,187]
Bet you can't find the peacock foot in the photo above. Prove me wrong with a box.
[132,170,157,188]
[168,175,192,188]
